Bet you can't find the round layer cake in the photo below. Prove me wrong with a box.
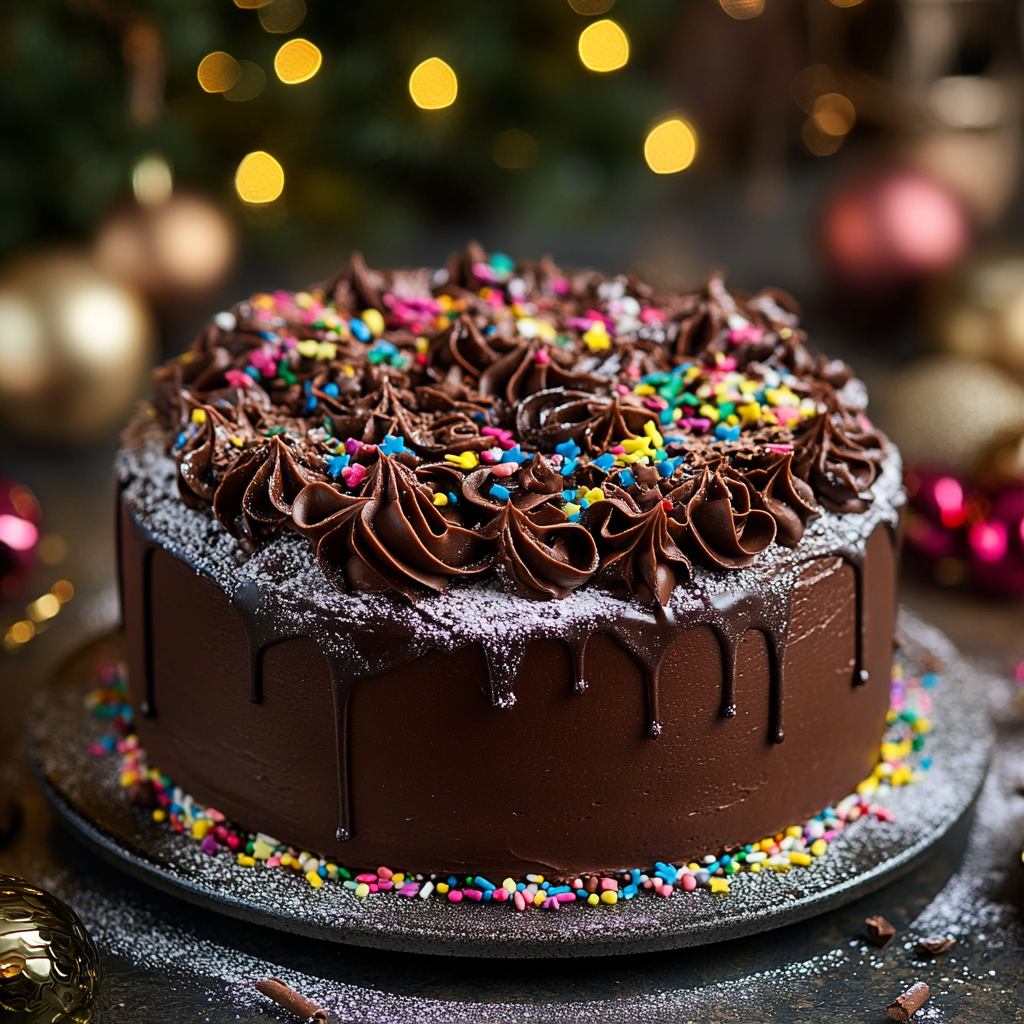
[116,246,903,878]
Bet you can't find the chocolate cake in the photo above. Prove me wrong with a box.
[116,245,903,879]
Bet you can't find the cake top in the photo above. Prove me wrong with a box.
[147,244,888,607]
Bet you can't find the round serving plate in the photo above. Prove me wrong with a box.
[28,608,992,959]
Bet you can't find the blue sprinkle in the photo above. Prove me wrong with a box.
[174,431,187,449]
[560,458,578,476]
[304,397,318,413]
[622,884,638,899]
[657,458,679,479]
[483,889,493,900]
[323,382,339,397]
[541,881,550,891]
[568,512,580,523]
[592,453,616,471]
[343,879,358,890]
[562,489,577,502]
[258,331,279,342]
[921,757,933,770]
[327,455,350,478]
[447,876,458,887]
[490,484,511,502]
[547,885,569,896]
[447,492,459,506]
[501,444,530,464]
[630,869,640,885]
[618,470,634,487]
[349,318,371,342]
[380,434,410,456]
[318,865,328,877]
[491,252,515,277]
[715,424,741,442]
[659,408,675,425]
[922,673,938,689]
[473,876,495,891]
[471,411,486,422]
[555,438,581,460]
[516,883,526,892]
[579,498,589,509]
[303,380,313,394]
[101,735,116,752]
[244,366,261,381]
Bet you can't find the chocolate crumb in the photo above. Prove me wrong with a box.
[920,652,946,673]
[866,915,897,947]
[128,780,156,807]
[915,934,955,955]
[0,797,22,844]
[887,981,930,1020]
[255,977,327,1021]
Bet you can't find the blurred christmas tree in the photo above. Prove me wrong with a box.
[0,0,695,261]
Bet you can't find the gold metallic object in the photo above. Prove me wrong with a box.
[0,874,99,1022]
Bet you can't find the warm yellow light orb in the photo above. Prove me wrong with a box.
[235,151,285,204]
[409,57,458,110]
[274,38,322,84]
[644,119,697,174]
[197,52,241,93]
[719,0,766,20]
[258,0,306,33]
[578,20,629,73]
[812,93,856,136]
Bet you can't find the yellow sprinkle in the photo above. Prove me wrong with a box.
[152,809,166,822]
[643,420,664,448]
[762,410,778,426]
[191,820,213,840]
[436,882,449,894]
[297,340,319,358]
[536,321,557,342]
[306,871,323,888]
[581,487,605,505]
[811,839,828,857]
[786,826,802,838]
[230,436,244,447]
[886,710,898,724]
[749,863,761,873]
[738,379,758,394]
[534,890,545,906]
[415,336,430,355]
[253,294,274,309]
[600,890,618,904]
[856,777,878,797]
[433,493,448,506]
[362,308,385,336]
[191,408,207,424]
[892,664,904,680]
[583,327,611,352]
[444,451,480,470]
[913,718,931,734]
[789,851,812,866]
[237,854,256,867]
[564,502,581,518]
[342,364,355,377]
[891,765,912,786]
[620,436,653,454]
[634,384,656,396]
[725,414,740,426]
[874,762,894,778]
[502,877,516,893]
[391,873,403,884]
[698,403,720,424]
[709,878,730,893]
[586,893,599,906]
[355,882,370,898]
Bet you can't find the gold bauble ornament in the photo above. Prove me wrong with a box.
[0,874,100,1023]
[880,355,1024,474]
[0,251,153,445]
[931,252,1024,375]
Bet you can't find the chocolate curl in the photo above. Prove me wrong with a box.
[887,981,930,1020]
[914,935,955,955]
[866,915,897,948]
[255,978,327,1022]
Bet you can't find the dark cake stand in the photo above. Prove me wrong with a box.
[28,609,992,959]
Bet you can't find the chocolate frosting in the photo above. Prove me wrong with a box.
[148,246,889,606]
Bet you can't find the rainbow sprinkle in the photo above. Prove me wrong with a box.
[86,661,934,909]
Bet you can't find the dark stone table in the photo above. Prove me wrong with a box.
[2,442,1023,1023]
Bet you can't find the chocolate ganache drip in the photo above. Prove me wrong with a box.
[149,245,889,607]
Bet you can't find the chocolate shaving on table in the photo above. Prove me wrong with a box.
[887,981,930,1020]
[255,977,327,1022]
[866,915,897,947]
[152,245,889,605]
[914,934,956,955]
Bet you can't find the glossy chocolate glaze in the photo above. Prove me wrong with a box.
[116,430,901,876]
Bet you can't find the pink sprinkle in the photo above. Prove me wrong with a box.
[399,884,419,898]
[344,437,362,455]
[681,874,697,892]
[448,890,464,902]
[556,892,575,903]
[87,743,107,756]
[642,879,654,890]
[377,866,393,880]
[644,396,668,412]
[280,335,298,350]
[266,857,281,868]
[481,449,502,464]
[765,444,792,453]
[615,383,631,395]
[728,325,764,346]
[342,464,367,488]
[355,873,378,884]
[917,694,933,713]
[639,306,665,323]
[493,888,509,902]
[377,880,394,891]
[481,426,515,450]
[485,290,505,308]
[599,877,617,892]
[534,349,550,365]
[873,806,896,822]
[206,808,225,823]
[369,883,379,893]
[490,462,517,477]
[249,348,278,376]
[552,277,570,297]
[774,406,800,425]
[610,445,626,455]
[226,835,241,851]
[823,829,839,841]
[543,897,560,911]
[656,884,674,898]
[224,369,252,388]
[472,261,497,284]
[272,290,291,307]
[200,834,219,856]
[716,356,737,372]
[625,364,641,379]
[463,888,483,901]
[513,890,527,911]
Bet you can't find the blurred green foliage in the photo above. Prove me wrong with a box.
[0,0,690,260]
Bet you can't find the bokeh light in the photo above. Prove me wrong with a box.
[275,39,322,84]
[197,52,241,94]
[132,153,173,206]
[791,65,838,114]
[578,20,629,72]
[718,0,765,20]
[493,130,538,169]
[235,151,285,204]
[409,58,458,110]
[829,0,865,9]
[259,0,306,33]
[812,93,856,136]
[801,117,844,156]
[644,119,697,174]
[567,0,615,13]
[224,61,266,101]
[234,0,272,7]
